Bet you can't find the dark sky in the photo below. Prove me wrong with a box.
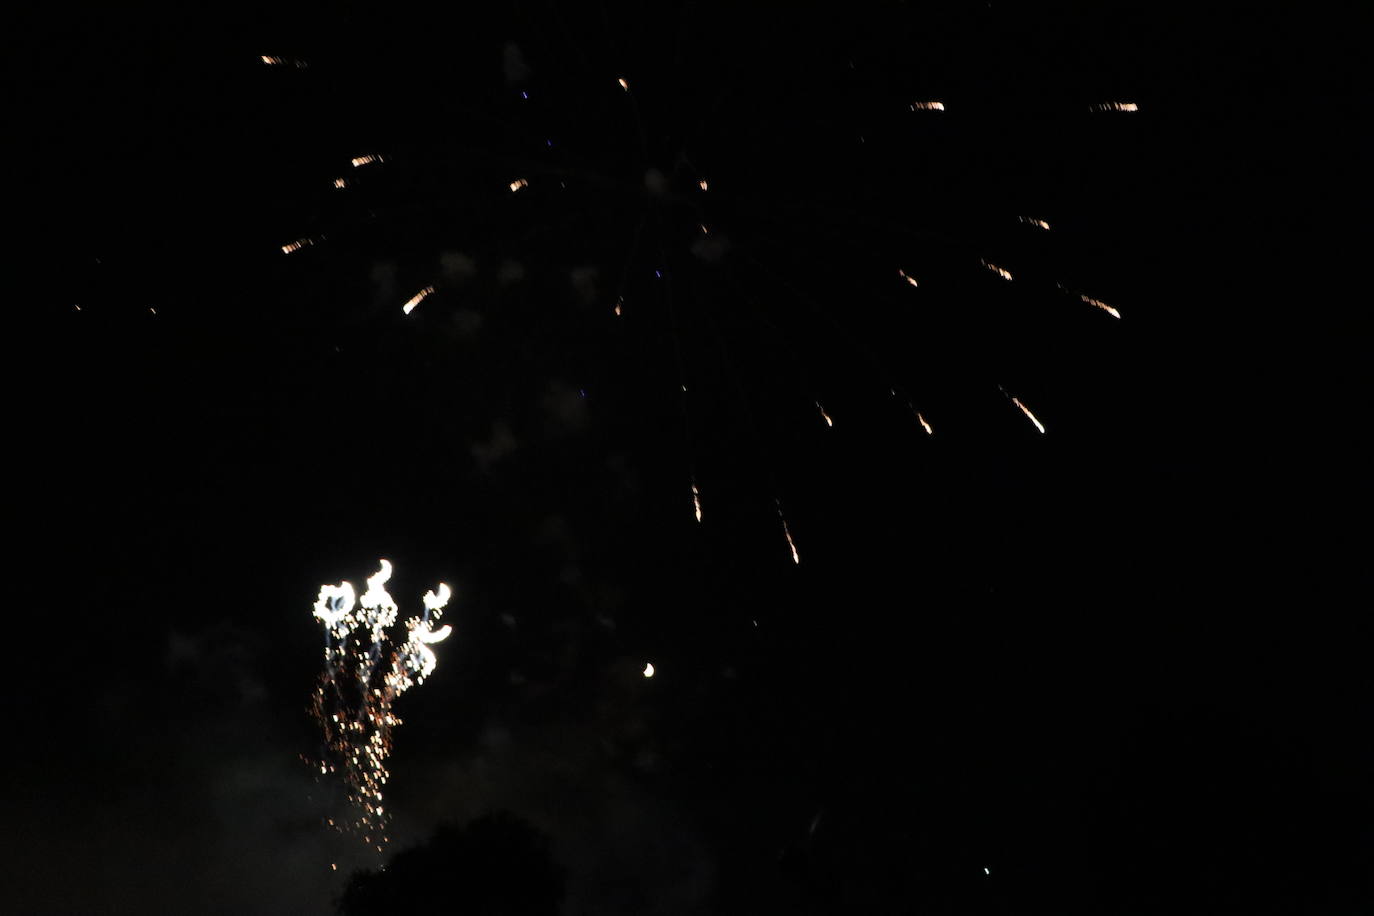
[9,3,1370,914]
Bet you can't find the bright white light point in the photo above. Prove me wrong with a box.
[643,662,654,678]
[402,285,435,315]
[1012,397,1046,434]
[509,178,529,193]
[617,77,629,91]
[422,583,451,613]
[984,867,990,875]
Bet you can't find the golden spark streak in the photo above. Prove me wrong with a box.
[1080,294,1122,319]
[401,286,436,315]
[916,411,933,435]
[1012,398,1045,434]
[817,402,833,427]
[332,177,347,189]
[1018,216,1051,231]
[351,154,384,168]
[282,237,315,254]
[898,268,919,288]
[910,100,945,111]
[509,178,529,193]
[614,298,623,316]
[698,179,709,191]
[617,77,629,91]
[783,519,800,564]
[1091,101,1139,112]
[982,260,1013,281]
[692,480,702,522]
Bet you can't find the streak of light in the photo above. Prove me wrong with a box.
[916,411,933,435]
[1018,216,1051,230]
[698,179,709,191]
[617,77,629,91]
[282,237,316,255]
[1012,397,1045,433]
[401,286,436,315]
[614,298,623,316]
[692,479,703,523]
[982,259,1013,281]
[509,178,529,192]
[261,56,308,68]
[1080,294,1121,318]
[1091,101,1139,112]
[816,402,834,427]
[776,501,800,564]
[332,177,347,189]
[910,100,945,110]
[898,268,919,288]
[351,154,384,167]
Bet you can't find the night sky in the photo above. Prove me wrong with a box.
[10,3,1371,914]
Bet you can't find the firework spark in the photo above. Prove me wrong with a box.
[910,100,945,111]
[1090,101,1139,112]
[308,560,454,842]
[982,259,1013,281]
[351,154,385,168]
[401,286,436,315]
[509,178,529,193]
[1018,216,1051,231]
[282,237,317,255]
[1012,397,1045,433]
[898,268,919,288]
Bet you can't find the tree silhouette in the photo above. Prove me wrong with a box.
[338,812,564,916]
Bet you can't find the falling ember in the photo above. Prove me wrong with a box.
[898,268,919,288]
[910,100,946,111]
[1018,216,1051,231]
[916,411,933,435]
[282,237,316,255]
[617,77,629,91]
[1012,397,1046,433]
[261,55,308,68]
[776,501,800,564]
[614,298,623,316]
[1091,101,1139,112]
[509,178,529,193]
[1080,294,1122,319]
[351,154,384,168]
[643,662,655,678]
[692,479,703,523]
[700,224,710,235]
[332,177,348,189]
[816,401,834,428]
[401,286,436,315]
[698,179,709,191]
[982,259,1013,281]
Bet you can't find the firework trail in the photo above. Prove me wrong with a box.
[308,559,453,848]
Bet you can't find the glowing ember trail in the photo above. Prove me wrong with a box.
[509,178,529,193]
[816,402,834,428]
[1091,101,1139,112]
[982,259,1013,281]
[692,478,703,522]
[351,154,385,168]
[910,100,945,110]
[1012,398,1046,433]
[916,411,933,435]
[308,560,454,843]
[898,268,919,288]
[698,179,709,191]
[1080,294,1122,319]
[401,286,436,315]
[776,501,800,564]
[282,237,316,255]
[617,77,629,91]
[1018,216,1051,231]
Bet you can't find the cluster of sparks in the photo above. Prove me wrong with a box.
[308,560,453,847]
[260,55,1136,566]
